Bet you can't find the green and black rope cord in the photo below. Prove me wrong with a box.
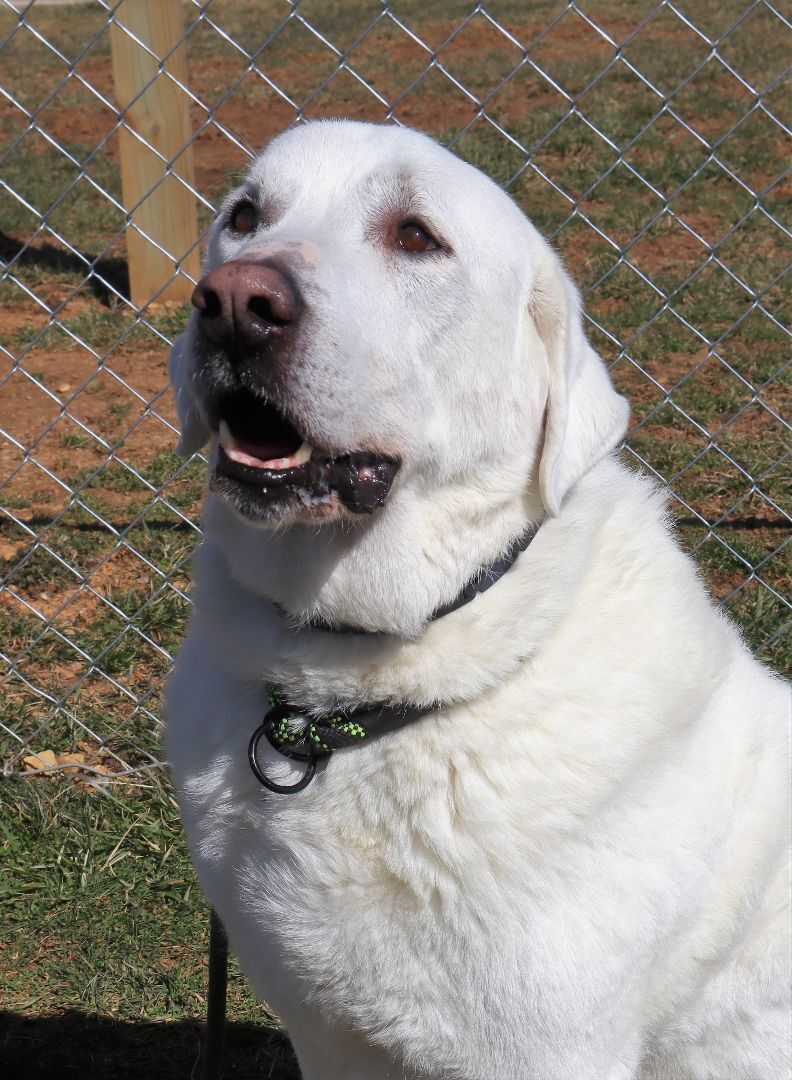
[248,687,372,793]
[264,687,370,755]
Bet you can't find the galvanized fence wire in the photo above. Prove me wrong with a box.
[1,0,790,779]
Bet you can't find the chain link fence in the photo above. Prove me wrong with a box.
[1,0,790,784]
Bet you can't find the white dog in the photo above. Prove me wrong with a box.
[165,120,790,1080]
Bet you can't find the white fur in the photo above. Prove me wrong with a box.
[166,121,791,1079]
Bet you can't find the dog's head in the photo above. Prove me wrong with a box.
[170,120,628,535]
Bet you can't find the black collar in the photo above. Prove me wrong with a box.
[428,520,541,621]
[299,519,542,634]
[251,520,542,794]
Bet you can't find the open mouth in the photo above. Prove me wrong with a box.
[216,390,313,474]
[209,389,400,519]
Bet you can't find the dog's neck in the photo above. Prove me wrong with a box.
[297,521,541,635]
[202,477,546,639]
[190,467,631,713]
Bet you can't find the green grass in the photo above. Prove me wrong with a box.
[10,302,194,354]
[1,0,789,1075]
[0,776,300,1080]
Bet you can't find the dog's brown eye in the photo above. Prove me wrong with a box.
[398,221,438,254]
[229,202,258,234]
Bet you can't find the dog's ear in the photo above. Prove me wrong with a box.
[531,249,630,516]
[168,332,209,457]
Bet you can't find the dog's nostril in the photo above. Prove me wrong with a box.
[191,283,222,319]
[248,294,290,327]
[202,289,222,319]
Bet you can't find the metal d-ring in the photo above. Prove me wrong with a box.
[247,712,317,795]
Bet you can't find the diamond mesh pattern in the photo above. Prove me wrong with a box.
[1,0,789,778]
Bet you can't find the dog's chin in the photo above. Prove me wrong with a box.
[206,388,401,527]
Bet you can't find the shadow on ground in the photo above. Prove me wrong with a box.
[0,1009,300,1080]
[0,231,130,306]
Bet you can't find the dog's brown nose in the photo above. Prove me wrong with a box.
[191,260,303,350]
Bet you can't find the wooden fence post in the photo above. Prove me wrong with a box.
[110,0,200,308]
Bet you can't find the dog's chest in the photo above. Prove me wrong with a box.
[168,645,669,1056]
[166,623,792,1080]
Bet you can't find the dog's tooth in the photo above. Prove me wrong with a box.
[294,441,313,466]
[218,419,235,450]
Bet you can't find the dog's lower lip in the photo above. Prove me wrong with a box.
[213,444,401,516]
[215,443,314,486]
